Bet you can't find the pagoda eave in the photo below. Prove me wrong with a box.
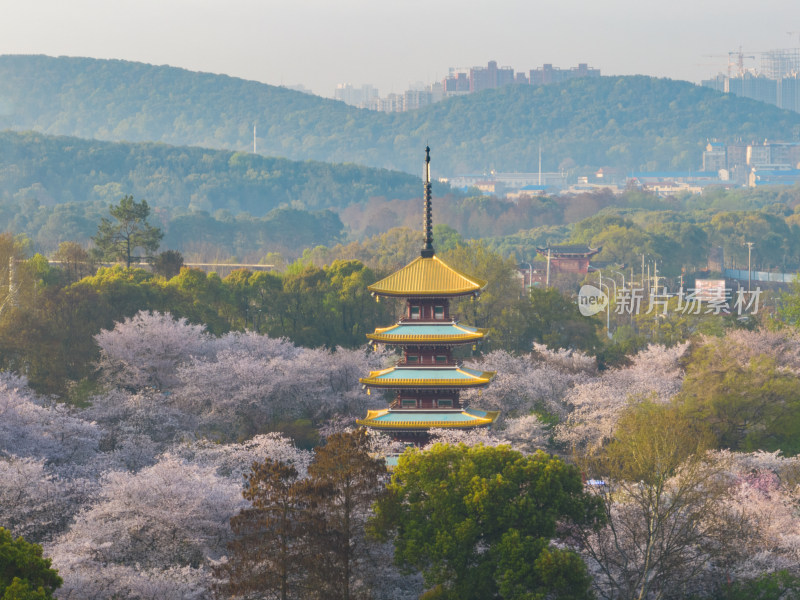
[356,408,500,430]
[366,332,486,345]
[359,379,493,389]
[370,289,481,299]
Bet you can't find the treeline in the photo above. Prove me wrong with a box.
[0,256,389,396]
[0,195,345,259]
[0,232,612,398]
[300,184,800,278]
[3,55,800,173]
[0,130,422,214]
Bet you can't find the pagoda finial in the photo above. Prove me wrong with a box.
[421,146,435,258]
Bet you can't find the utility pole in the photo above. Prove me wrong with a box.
[545,248,551,287]
[523,261,533,293]
[538,145,542,186]
[745,242,754,292]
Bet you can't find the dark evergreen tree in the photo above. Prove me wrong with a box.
[151,250,184,279]
[300,429,387,600]
[0,528,62,600]
[92,196,162,268]
[216,460,303,600]
[218,430,386,600]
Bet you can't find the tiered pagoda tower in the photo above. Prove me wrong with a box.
[357,148,498,443]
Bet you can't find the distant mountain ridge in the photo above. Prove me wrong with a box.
[2,54,800,174]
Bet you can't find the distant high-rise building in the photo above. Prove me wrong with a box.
[443,71,470,95]
[529,63,600,85]
[334,83,380,107]
[701,48,800,114]
[779,74,800,112]
[403,89,433,111]
[348,59,600,113]
[761,49,800,80]
[702,141,726,173]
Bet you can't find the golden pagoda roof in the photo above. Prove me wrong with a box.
[368,255,487,297]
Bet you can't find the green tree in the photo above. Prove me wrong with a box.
[92,195,163,268]
[0,528,61,600]
[677,340,800,454]
[440,241,524,349]
[779,276,800,327]
[151,249,184,279]
[522,287,601,354]
[370,444,603,600]
[52,241,95,284]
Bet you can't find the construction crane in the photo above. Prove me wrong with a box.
[703,53,734,78]
[704,47,756,78]
[729,46,755,76]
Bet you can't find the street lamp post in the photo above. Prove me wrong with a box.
[523,262,533,293]
[745,242,754,293]
[611,269,625,291]
[598,280,612,339]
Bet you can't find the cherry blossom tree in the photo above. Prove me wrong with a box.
[497,414,550,454]
[95,311,211,391]
[48,456,244,598]
[555,343,688,454]
[423,427,503,450]
[172,432,312,480]
[464,349,591,422]
[52,561,211,600]
[0,373,100,466]
[78,389,196,472]
[715,328,800,370]
[707,450,800,587]
[0,457,89,543]
[174,343,380,438]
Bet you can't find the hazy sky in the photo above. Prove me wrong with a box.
[3,0,798,96]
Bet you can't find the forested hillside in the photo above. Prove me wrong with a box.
[0,130,420,213]
[0,130,427,255]
[2,55,800,174]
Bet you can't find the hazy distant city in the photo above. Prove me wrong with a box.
[328,47,800,115]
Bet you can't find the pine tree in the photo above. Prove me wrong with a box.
[92,195,162,268]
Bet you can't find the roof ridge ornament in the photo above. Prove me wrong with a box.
[421,146,435,258]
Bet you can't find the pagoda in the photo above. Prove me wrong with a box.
[357,148,498,443]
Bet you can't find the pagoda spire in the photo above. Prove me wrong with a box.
[421,146,435,258]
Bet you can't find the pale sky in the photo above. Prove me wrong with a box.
[2,0,798,97]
